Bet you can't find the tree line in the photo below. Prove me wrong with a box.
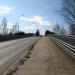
[61,0,75,35]
[0,17,41,42]
[48,0,75,35]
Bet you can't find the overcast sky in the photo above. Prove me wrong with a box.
[0,0,63,34]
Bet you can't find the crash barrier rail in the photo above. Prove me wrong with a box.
[49,36,75,58]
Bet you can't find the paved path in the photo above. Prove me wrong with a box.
[13,37,75,75]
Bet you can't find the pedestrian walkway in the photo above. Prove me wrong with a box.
[13,37,75,75]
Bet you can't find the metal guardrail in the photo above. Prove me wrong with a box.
[58,34,75,39]
[49,34,75,46]
[49,36,75,58]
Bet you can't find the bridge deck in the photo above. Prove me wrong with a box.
[13,37,75,75]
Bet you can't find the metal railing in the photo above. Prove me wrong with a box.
[49,36,75,58]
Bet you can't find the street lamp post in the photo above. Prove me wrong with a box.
[29,24,30,33]
[18,14,24,32]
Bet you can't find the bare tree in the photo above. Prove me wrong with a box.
[60,26,66,34]
[1,17,7,35]
[61,0,75,34]
[69,24,75,35]
[53,24,60,34]
[0,24,2,34]
[12,22,18,33]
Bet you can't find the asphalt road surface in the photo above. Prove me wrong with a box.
[0,37,40,75]
[13,37,75,75]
